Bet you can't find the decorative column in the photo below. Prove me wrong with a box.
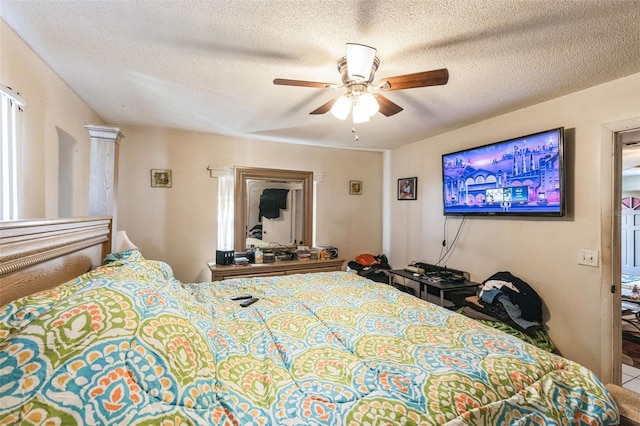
[85,125,124,249]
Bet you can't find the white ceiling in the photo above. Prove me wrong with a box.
[2,0,639,151]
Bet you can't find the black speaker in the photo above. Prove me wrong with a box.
[216,250,234,265]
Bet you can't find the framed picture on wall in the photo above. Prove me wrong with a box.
[151,169,172,188]
[350,180,362,195]
[398,177,417,200]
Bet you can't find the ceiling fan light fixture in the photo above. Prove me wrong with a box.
[352,102,370,123]
[346,43,377,82]
[330,95,351,120]
[359,92,379,117]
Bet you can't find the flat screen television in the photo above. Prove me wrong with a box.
[442,127,565,216]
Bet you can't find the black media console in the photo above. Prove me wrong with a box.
[387,263,479,308]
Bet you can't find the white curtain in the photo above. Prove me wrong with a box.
[0,85,26,220]
[217,175,234,250]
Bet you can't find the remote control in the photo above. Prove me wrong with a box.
[231,294,252,300]
[239,297,259,307]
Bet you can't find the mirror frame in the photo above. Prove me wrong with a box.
[234,167,313,250]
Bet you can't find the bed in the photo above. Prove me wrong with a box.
[0,218,624,425]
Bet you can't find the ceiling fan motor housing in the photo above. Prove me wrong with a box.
[337,56,380,84]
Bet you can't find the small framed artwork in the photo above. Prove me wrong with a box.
[151,169,172,188]
[398,177,417,200]
[349,180,362,195]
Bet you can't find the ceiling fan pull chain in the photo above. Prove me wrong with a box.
[352,126,359,142]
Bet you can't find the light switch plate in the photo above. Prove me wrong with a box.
[578,249,599,267]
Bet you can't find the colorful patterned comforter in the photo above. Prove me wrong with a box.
[0,251,619,425]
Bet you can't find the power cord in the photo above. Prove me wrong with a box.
[436,216,466,266]
[438,216,449,262]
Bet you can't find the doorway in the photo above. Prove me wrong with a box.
[602,117,640,386]
[621,130,640,375]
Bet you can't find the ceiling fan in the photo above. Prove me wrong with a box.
[273,43,449,123]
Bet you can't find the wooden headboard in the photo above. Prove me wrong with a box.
[0,216,112,305]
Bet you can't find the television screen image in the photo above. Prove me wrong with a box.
[442,127,565,216]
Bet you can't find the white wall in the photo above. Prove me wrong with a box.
[388,73,640,378]
[115,126,383,283]
[623,176,640,194]
[0,20,104,218]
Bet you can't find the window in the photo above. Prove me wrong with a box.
[0,84,26,220]
[217,174,234,250]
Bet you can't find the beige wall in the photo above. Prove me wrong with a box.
[0,20,104,218]
[1,18,384,283]
[116,126,383,283]
[388,73,640,378]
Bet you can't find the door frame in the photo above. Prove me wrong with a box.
[601,117,640,385]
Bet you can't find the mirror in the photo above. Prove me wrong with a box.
[234,167,313,250]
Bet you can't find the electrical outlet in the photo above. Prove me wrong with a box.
[578,249,599,267]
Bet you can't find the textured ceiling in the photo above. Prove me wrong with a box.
[2,0,639,151]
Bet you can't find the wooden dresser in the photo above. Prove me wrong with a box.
[207,258,345,281]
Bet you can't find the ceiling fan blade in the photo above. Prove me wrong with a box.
[379,68,449,91]
[373,94,403,116]
[273,78,333,89]
[309,98,337,115]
